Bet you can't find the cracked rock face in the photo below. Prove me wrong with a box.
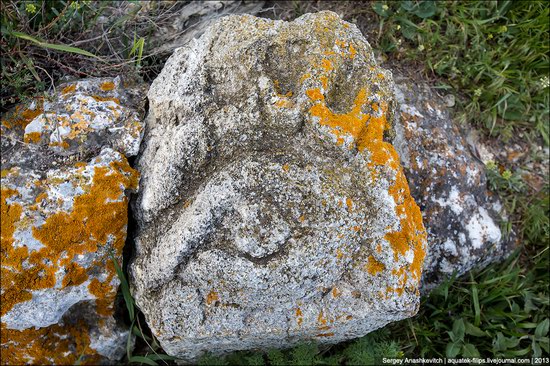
[130,12,427,360]
[391,75,514,291]
[1,77,145,364]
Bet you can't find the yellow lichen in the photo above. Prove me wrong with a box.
[63,262,88,288]
[100,81,115,91]
[0,320,101,365]
[35,192,48,204]
[349,44,356,59]
[206,290,219,305]
[1,100,44,129]
[345,197,353,212]
[24,132,41,143]
[295,307,303,326]
[365,255,385,275]
[305,57,426,287]
[1,158,138,318]
[92,95,120,104]
[61,84,76,95]
[317,310,327,326]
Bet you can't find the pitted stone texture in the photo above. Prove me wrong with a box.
[131,12,427,361]
[392,74,514,291]
[1,77,145,364]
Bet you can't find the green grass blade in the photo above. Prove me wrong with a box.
[11,31,101,59]
[110,252,135,321]
[471,275,481,326]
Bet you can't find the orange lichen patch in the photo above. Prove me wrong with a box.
[2,101,44,129]
[384,166,426,281]
[307,87,372,151]
[306,88,324,102]
[295,307,303,326]
[321,59,333,72]
[1,170,9,178]
[352,226,361,232]
[66,112,91,140]
[63,263,88,288]
[300,73,311,83]
[316,332,335,337]
[21,106,43,124]
[49,141,70,149]
[92,95,120,104]
[100,81,115,91]
[349,44,356,59]
[336,248,344,260]
[306,82,426,279]
[1,159,137,317]
[24,132,41,143]
[331,287,341,298]
[346,315,353,320]
[0,189,30,316]
[282,164,289,172]
[1,188,22,249]
[88,278,115,316]
[35,192,48,204]
[298,215,306,223]
[386,286,405,297]
[318,325,331,331]
[320,75,329,89]
[376,244,382,253]
[61,84,76,95]
[345,197,353,212]
[75,162,87,168]
[0,321,101,365]
[365,255,385,275]
[317,310,327,326]
[206,290,219,305]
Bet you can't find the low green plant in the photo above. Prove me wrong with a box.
[386,243,549,358]
[196,333,402,365]
[371,0,549,144]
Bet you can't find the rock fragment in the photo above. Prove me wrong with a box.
[392,75,513,291]
[0,77,145,364]
[130,11,426,361]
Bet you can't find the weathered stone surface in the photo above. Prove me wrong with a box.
[130,11,426,361]
[391,74,513,291]
[1,77,145,364]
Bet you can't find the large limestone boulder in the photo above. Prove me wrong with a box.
[0,77,145,364]
[391,74,514,291]
[130,11,426,360]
